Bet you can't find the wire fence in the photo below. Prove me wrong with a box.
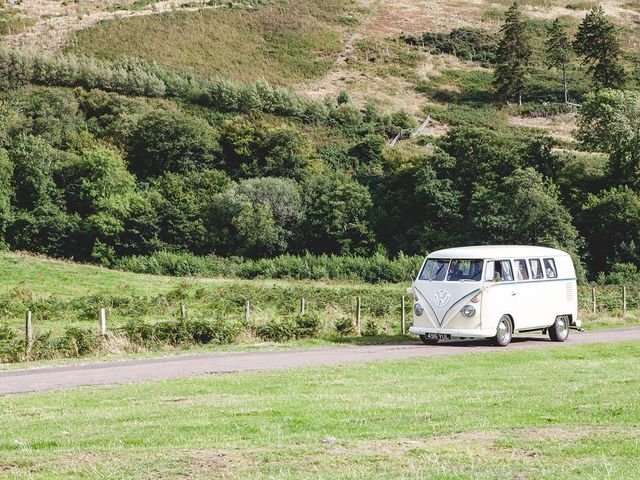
[578,285,640,314]
[4,286,639,348]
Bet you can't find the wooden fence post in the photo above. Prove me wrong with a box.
[592,287,597,315]
[401,295,406,335]
[25,310,33,345]
[623,286,627,316]
[99,308,107,335]
[180,304,186,319]
[300,298,305,316]
[244,300,251,322]
[355,296,361,336]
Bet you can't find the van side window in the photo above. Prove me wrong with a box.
[489,260,514,282]
[544,258,558,278]
[484,261,494,281]
[529,258,544,279]
[515,259,529,280]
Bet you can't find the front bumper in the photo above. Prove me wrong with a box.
[409,326,497,338]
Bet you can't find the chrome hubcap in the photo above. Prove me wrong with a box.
[557,316,568,339]
[497,318,511,343]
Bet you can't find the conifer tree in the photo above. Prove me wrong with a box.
[493,2,532,105]
[545,19,572,103]
[573,6,625,89]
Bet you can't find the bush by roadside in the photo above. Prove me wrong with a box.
[113,251,423,284]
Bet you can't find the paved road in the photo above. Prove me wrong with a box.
[1,328,639,396]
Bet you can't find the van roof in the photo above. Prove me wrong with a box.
[427,245,570,259]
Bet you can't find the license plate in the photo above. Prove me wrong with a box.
[427,333,451,340]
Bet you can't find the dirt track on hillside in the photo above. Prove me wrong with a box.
[1,327,639,396]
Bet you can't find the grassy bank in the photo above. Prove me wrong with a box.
[1,342,639,478]
[0,252,408,363]
[67,0,357,85]
[0,252,405,334]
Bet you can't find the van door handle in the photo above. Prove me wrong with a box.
[511,292,516,296]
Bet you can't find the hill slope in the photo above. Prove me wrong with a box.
[3,0,639,131]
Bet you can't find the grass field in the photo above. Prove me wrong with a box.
[0,341,638,478]
[66,0,359,85]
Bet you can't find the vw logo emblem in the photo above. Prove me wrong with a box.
[433,289,451,307]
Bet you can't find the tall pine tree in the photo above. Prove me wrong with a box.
[574,6,625,89]
[493,2,532,105]
[545,19,572,104]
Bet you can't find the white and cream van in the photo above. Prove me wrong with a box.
[408,245,579,346]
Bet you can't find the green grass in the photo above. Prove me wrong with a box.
[106,0,164,12]
[0,253,177,299]
[416,69,510,129]
[0,9,35,35]
[0,342,639,478]
[0,252,406,338]
[67,0,357,85]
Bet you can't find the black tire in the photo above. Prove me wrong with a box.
[494,315,513,347]
[548,315,570,342]
[419,334,439,345]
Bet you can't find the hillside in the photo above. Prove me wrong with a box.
[3,0,639,129]
[1,0,640,283]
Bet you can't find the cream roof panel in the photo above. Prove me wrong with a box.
[427,245,570,259]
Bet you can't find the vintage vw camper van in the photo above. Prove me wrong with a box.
[408,246,579,346]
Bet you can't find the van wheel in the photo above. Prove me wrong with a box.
[549,315,570,342]
[494,315,512,347]
[419,335,439,345]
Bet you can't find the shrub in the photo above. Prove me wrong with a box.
[518,102,575,118]
[597,263,640,285]
[114,252,423,283]
[152,320,191,345]
[28,331,59,360]
[120,318,243,346]
[56,327,101,357]
[0,338,23,363]
[403,28,498,67]
[294,313,322,338]
[254,318,298,342]
[0,324,22,363]
[363,318,381,337]
[189,319,243,344]
[335,316,355,335]
[0,323,17,341]
[121,319,156,345]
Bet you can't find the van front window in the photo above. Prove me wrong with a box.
[419,259,449,281]
[447,259,483,281]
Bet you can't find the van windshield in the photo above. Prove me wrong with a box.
[419,259,449,281]
[447,259,483,281]
[419,259,483,281]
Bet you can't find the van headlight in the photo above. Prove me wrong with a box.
[461,305,476,317]
[414,303,424,316]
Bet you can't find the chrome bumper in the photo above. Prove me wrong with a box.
[409,326,497,338]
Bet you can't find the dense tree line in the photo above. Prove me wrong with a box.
[0,81,638,280]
